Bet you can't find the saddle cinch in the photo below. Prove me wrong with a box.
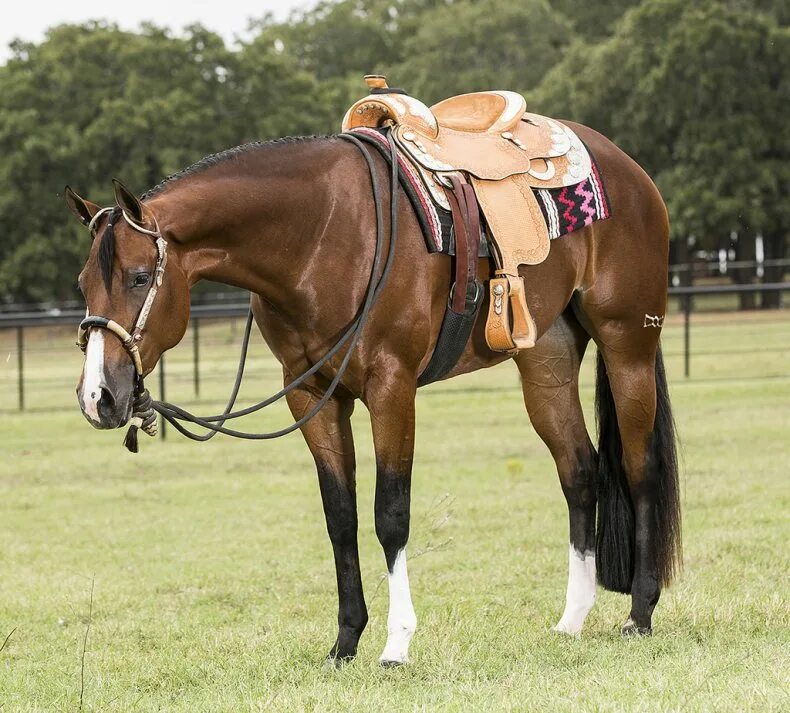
[343,75,592,352]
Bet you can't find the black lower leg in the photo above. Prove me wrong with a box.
[374,464,411,571]
[562,443,597,554]
[625,477,661,634]
[316,463,368,660]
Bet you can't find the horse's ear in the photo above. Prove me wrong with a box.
[64,186,101,226]
[112,178,147,225]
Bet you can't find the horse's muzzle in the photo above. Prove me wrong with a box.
[80,386,131,429]
[77,367,135,430]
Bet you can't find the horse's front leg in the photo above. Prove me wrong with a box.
[286,384,367,664]
[366,373,418,666]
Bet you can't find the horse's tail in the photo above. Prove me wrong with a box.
[594,347,682,593]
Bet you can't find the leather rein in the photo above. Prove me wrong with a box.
[77,133,399,452]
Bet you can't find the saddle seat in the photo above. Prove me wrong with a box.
[430,90,525,134]
[342,76,596,353]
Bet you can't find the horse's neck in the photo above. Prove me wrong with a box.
[149,142,343,300]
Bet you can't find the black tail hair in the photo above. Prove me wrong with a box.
[595,346,682,593]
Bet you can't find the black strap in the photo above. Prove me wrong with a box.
[417,178,484,387]
[79,316,111,331]
[370,87,409,95]
[416,279,483,387]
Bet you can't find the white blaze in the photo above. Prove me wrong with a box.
[380,548,417,664]
[81,330,105,422]
[553,545,597,636]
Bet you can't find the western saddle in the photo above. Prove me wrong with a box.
[342,75,593,353]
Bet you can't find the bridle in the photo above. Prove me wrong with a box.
[77,208,168,377]
[77,207,168,447]
[75,132,400,452]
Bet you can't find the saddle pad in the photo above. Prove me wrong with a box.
[535,159,611,240]
[345,127,611,256]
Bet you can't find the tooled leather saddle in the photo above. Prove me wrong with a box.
[343,75,593,353]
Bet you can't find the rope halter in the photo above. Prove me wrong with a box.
[76,207,168,446]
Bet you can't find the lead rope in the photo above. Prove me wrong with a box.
[124,132,400,450]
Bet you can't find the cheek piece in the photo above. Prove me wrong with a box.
[76,208,167,451]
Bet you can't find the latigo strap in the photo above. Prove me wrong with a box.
[417,174,484,386]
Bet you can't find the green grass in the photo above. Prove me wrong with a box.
[1,311,789,711]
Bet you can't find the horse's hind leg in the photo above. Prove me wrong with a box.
[515,310,597,636]
[573,156,681,635]
[587,311,682,635]
[286,383,368,663]
[364,371,418,666]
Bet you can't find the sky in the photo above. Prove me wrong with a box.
[0,0,315,62]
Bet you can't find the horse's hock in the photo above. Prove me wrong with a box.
[343,75,597,352]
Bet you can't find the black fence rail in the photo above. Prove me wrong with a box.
[1,302,252,412]
[1,284,788,414]
[671,283,788,377]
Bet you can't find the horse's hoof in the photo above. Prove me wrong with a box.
[551,624,581,638]
[323,654,355,670]
[621,618,652,637]
[380,658,406,668]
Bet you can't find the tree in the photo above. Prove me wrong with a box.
[393,0,573,103]
[0,23,242,303]
[551,0,642,40]
[240,0,458,135]
[235,25,345,139]
[535,0,789,305]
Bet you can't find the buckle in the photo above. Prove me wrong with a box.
[448,279,483,313]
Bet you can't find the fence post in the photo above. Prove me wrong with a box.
[192,318,200,398]
[683,293,691,378]
[159,353,166,441]
[16,325,24,411]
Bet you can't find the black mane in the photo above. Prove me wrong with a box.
[141,135,334,200]
[98,207,122,292]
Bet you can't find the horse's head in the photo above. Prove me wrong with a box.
[66,181,190,429]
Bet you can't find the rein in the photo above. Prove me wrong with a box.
[77,133,400,452]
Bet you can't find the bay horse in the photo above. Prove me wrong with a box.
[66,124,681,665]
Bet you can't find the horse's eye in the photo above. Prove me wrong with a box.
[132,273,150,288]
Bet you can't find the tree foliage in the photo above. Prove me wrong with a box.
[0,23,242,302]
[392,0,573,103]
[536,0,789,243]
[0,0,786,303]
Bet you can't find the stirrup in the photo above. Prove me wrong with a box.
[484,272,537,352]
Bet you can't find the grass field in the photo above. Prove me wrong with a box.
[1,310,789,711]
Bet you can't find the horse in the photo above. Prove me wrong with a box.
[66,122,681,666]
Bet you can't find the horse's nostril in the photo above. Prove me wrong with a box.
[98,386,116,412]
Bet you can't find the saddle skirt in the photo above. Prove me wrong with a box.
[342,76,604,352]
